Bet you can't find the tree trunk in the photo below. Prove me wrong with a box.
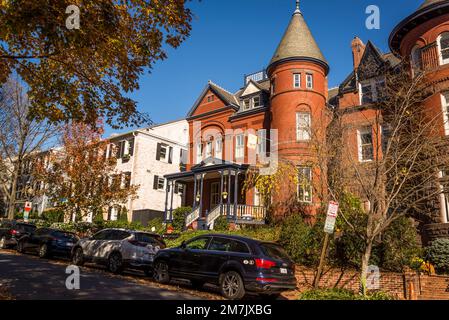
[360,239,373,296]
[7,163,20,219]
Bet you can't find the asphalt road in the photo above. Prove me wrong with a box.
[0,250,201,300]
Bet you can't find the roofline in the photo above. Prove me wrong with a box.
[389,1,449,55]
[267,56,330,76]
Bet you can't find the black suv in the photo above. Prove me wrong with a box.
[0,220,36,249]
[153,234,297,300]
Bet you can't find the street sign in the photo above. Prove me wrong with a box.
[324,201,339,234]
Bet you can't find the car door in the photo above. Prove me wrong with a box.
[174,236,211,276]
[84,230,110,259]
[199,237,232,279]
[25,228,46,252]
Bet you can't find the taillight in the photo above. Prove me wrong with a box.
[255,259,277,269]
[10,230,18,236]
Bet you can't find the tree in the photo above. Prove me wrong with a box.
[0,78,58,219]
[0,0,194,129]
[35,122,138,222]
[329,63,449,295]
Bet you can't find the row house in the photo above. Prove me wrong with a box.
[164,0,449,241]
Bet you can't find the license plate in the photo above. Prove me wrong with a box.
[280,268,288,274]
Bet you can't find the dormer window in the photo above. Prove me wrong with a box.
[243,99,251,110]
[253,96,261,108]
[241,95,262,111]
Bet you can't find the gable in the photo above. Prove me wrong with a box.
[241,82,261,97]
[357,41,387,80]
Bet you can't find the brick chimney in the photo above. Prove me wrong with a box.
[351,37,365,70]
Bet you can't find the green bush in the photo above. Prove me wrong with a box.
[42,209,65,223]
[425,239,449,274]
[145,218,165,234]
[213,216,229,231]
[172,207,192,232]
[298,288,395,300]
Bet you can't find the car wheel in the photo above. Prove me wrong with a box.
[220,271,245,300]
[0,236,7,249]
[191,280,205,289]
[38,244,49,258]
[153,261,170,284]
[72,247,85,266]
[108,252,123,274]
[16,240,24,253]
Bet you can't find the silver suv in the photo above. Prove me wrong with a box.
[71,229,165,275]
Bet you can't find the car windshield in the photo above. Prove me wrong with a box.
[52,231,78,241]
[260,243,291,261]
[17,224,36,233]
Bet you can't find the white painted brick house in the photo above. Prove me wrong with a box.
[106,119,189,225]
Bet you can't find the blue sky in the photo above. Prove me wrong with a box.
[107,0,423,136]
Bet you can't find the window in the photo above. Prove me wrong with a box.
[411,45,422,75]
[298,167,312,203]
[293,73,301,88]
[361,82,373,104]
[156,143,172,163]
[438,32,449,65]
[180,149,187,172]
[381,125,391,155]
[296,112,311,141]
[439,171,449,223]
[253,95,261,108]
[153,175,165,190]
[206,141,213,158]
[209,237,231,252]
[207,95,214,103]
[360,78,384,104]
[257,129,267,155]
[442,92,449,136]
[123,172,131,189]
[174,182,184,195]
[358,127,374,162]
[243,99,251,111]
[185,237,210,250]
[210,182,220,208]
[235,134,245,159]
[306,74,313,89]
[215,139,223,159]
[196,143,203,164]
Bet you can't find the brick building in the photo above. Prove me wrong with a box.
[164,1,449,239]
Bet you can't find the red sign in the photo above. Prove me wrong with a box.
[24,202,32,212]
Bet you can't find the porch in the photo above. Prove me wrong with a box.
[164,158,267,229]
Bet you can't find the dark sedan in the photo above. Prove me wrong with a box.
[17,228,79,258]
[153,234,297,300]
[0,220,36,249]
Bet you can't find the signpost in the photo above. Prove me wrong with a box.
[314,201,339,288]
[24,202,32,222]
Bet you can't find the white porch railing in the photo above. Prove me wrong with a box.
[206,205,222,228]
[207,204,267,228]
[185,207,200,227]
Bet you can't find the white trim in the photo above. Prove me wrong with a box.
[293,73,301,88]
[438,33,449,66]
[296,112,311,141]
[306,73,313,89]
[235,134,245,159]
[438,171,449,223]
[441,92,449,136]
[357,126,374,162]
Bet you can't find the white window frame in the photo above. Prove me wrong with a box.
[257,129,267,155]
[215,139,223,159]
[357,126,374,162]
[196,143,203,164]
[298,167,312,203]
[235,134,245,159]
[293,73,301,88]
[359,78,384,105]
[157,177,165,190]
[159,144,168,162]
[254,187,262,206]
[296,112,311,141]
[205,141,213,158]
[442,92,449,136]
[438,170,449,223]
[306,74,313,89]
[253,95,261,108]
[243,98,251,111]
[438,32,449,66]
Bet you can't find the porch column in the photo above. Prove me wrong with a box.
[193,174,198,209]
[227,169,232,219]
[220,170,224,215]
[169,180,175,221]
[164,179,170,222]
[234,170,239,222]
[199,173,205,218]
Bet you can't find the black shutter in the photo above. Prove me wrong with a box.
[129,138,134,156]
[153,175,159,190]
[156,143,161,161]
[168,146,173,164]
[174,183,179,194]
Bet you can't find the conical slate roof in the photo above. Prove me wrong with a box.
[268,9,328,73]
[419,0,445,9]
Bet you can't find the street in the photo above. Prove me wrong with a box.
[0,249,210,300]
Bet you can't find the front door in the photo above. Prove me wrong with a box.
[210,182,220,210]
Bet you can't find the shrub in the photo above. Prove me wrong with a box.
[42,209,65,223]
[298,288,395,300]
[145,218,165,234]
[172,207,192,232]
[213,216,229,231]
[425,239,449,274]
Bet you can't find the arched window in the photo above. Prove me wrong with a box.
[438,32,449,65]
[410,45,422,74]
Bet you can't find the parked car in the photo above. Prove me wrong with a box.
[17,228,79,258]
[0,220,36,249]
[153,234,297,300]
[71,228,165,275]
